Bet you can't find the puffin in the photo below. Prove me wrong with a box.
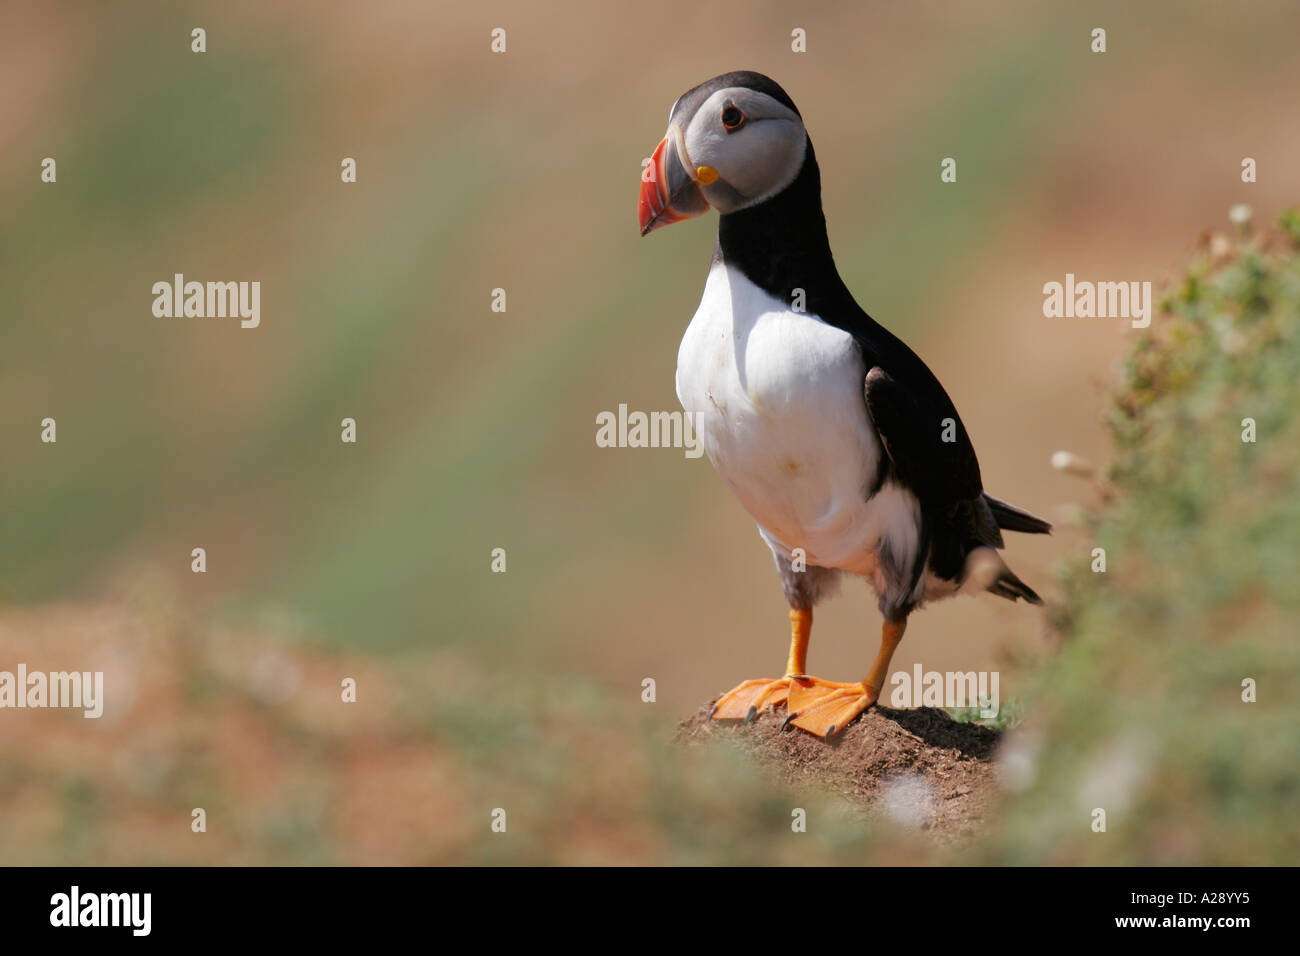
[638,71,1050,739]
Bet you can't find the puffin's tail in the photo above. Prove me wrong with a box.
[984,493,1052,535]
[988,566,1043,605]
[963,547,1045,605]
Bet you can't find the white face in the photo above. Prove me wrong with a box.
[680,87,807,214]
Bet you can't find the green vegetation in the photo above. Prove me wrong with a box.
[976,210,1300,864]
[951,697,1023,731]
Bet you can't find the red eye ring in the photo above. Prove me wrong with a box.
[721,105,745,131]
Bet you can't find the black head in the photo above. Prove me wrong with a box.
[639,71,809,235]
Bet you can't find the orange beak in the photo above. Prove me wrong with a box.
[638,130,709,236]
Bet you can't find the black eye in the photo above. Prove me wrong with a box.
[721,105,745,131]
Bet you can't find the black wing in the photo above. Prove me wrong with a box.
[863,365,1002,551]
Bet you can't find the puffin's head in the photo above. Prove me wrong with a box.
[638,71,807,236]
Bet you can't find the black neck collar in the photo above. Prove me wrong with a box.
[715,138,859,322]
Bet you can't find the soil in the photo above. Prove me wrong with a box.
[677,701,1003,844]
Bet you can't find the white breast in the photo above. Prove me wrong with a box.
[675,262,919,578]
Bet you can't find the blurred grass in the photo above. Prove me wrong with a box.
[974,211,1300,864]
[0,23,291,597]
[836,40,1065,325]
[5,1,1297,679]
[0,593,886,864]
[0,1,1083,656]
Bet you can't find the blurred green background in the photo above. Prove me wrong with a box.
[1,0,1297,863]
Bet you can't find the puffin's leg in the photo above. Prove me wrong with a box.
[710,606,821,721]
[786,617,907,739]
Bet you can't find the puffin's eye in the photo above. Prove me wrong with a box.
[721,105,745,131]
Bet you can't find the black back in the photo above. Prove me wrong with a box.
[713,110,990,587]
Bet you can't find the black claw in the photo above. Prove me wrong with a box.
[745,705,757,723]
[825,724,836,740]
[780,712,798,732]
[709,704,718,719]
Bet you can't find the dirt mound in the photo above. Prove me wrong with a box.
[677,702,1003,842]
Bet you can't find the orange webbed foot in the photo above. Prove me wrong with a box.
[710,677,795,722]
[784,678,879,739]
